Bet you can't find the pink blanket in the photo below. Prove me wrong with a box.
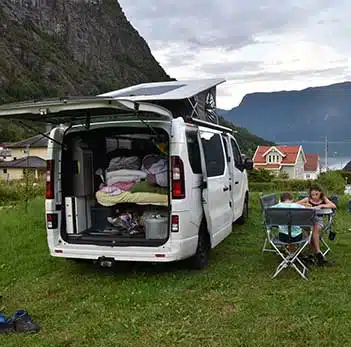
[99,181,135,196]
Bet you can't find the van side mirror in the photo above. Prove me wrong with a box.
[243,158,254,170]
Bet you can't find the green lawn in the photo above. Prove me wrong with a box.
[1,194,351,346]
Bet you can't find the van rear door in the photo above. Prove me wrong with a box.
[198,128,233,247]
[0,97,172,124]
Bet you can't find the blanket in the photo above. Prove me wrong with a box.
[105,169,147,186]
[96,190,168,207]
[130,181,168,195]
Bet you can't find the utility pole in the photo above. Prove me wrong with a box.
[324,136,328,171]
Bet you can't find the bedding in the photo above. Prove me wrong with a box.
[96,190,168,207]
[141,154,168,187]
[105,169,147,185]
[130,181,168,195]
[106,156,140,172]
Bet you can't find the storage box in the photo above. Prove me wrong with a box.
[143,214,168,239]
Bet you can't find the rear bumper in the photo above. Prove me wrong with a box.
[50,235,198,263]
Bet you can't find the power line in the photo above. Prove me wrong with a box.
[277,140,351,144]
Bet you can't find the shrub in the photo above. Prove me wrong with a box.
[0,178,45,206]
[248,168,275,182]
[316,171,345,195]
[338,170,351,183]
[249,179,313,192]
[249,182,277,192]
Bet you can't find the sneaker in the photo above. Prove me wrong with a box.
[10,310,40,333]
[315,252,335,267]
[300,254,315,266]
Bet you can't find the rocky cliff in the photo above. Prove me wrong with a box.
[0,0,170,104]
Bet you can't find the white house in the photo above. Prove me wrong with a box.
[252,145,306,179]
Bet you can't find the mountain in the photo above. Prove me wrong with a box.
[225,82,351,156]
[218,116,274,157]
[0,0,271,155]
[0,0,170,142]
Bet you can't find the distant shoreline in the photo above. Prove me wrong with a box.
[320,156,351,170]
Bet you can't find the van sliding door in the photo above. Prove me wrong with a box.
[197,129,233,247]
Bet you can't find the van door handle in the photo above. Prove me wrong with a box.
[223,186,229,191]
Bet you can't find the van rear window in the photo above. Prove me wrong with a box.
[186,132,202,174]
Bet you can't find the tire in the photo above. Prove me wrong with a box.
[189,229,211,270]
[236,195,249,225]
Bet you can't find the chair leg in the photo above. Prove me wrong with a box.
[320,238,330,257]
[262,237,277,254]
[271,242,310,280]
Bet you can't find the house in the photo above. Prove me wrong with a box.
[0,147,11,161]
[252,145,306,179]
[343,161,351,172]
[304,154,320,180]
[0,156,46,181]
[7,134,48,161]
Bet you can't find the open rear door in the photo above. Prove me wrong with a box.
[197,128,233,248]
[0,97,172,124]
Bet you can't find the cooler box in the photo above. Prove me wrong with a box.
[143,214,168,239]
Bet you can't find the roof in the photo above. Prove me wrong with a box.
[0,148,11,157]
[99,78,225,101]
[253,145,302,166]
[6,134,48,148]
[304,154,319,172]
[343,161,351,172]
[0,156,46,169]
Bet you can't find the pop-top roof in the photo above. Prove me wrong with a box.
[99,78,225,101]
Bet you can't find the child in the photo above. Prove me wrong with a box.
[273,192,305,246]
[296,184,336,266]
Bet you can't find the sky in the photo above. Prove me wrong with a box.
[118,0,351,110]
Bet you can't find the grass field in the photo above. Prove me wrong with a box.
[1,194,351,346]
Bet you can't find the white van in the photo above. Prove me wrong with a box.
[0,79,253,269]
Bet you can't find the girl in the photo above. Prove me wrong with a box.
[297,184,336,266]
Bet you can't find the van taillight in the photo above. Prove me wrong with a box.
[171,215,179,232]
[47,213,58,229]
[46,160,55,199]
[171,156,185,199]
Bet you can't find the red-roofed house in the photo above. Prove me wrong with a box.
[304,154,320,180]
[252,145,306,179]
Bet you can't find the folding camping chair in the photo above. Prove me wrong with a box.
[264,207,316,280]
[317,207,337,257]
[259,194,278,253]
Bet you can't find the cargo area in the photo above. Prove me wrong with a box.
[60,125,171,247]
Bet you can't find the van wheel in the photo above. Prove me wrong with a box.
[189,230,210,270]
[236,196,249,225]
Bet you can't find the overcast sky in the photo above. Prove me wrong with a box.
[119,0,351,109]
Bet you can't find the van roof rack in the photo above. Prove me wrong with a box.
[190,117,234,133]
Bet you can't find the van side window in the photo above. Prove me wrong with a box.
[200,132,225,177]
[186,132,202,174]
[231,139,242,168]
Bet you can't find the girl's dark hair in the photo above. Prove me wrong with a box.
[309,183,325,199]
